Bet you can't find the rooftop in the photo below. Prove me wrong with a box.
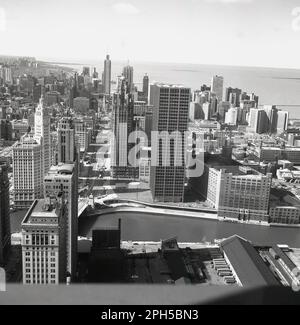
[22,199,60,226]
[220,235,279,287]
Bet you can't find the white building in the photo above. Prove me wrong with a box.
[21,198,67,285]
[225,107,238,125]
[13,134,44,209]
[207,166,272,221]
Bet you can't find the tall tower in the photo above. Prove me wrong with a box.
[44,116,78,280]
[0,161,10,266]
[122,65,134,93]
[143,73,149,101]
[150,83,190,203]
[211,75,224,102]
[111,76,139,179]
[35,95,51,174]
[57,117,76,164]
[103,54,111,95]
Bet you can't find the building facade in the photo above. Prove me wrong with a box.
[150,83,190,202]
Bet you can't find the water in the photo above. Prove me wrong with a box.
[56,60,300,118]
[79,211,300,247]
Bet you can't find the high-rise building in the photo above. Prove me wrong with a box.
[225,87,242,107]
[44,116,78,279]
[35,95,51,175]
[21,196,67,285]
[211,75,224,102]
[142,73,149,101]
[44,163,78,280]
[0,161,11,266]
[122,65,134,93]
[150,83,190,203]
[13,134,44,209]
[111,76,139,179]
[103,55,111,95]
[277,110,289,133]
[57,117,76,164]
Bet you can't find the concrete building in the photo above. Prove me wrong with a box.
[57,117,76,164]
[0,162,10,266]
[44,163,78,280]
[225,107,238,125]
[74,118,91,152]
[211,75,223,102]
[21,197,67,285]
[11,119,29,139]
[103,55,111,95]
[150,83,190,203]
[13,134,44,209]
[111,76,139,179]
[122,65,134,93]
[207,166,272,221]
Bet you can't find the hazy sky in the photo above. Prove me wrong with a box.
[1,0,300,68]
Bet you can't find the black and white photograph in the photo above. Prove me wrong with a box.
[1,0,300,310]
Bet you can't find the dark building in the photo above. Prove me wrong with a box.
[111,76,139,179]
[88,220,125,283]
[150,83,190,202]
[225,87,242,107]
[0,161,11,266]
[0,120,12,140]
[142,73,149,102]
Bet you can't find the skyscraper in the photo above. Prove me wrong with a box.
[103,55,111,95]
[13,134,44,209]
[57,117,76,164]
[150,83,190,203]
[44,117,78,279]
[21,196,67,284]
[0,161,10,266]
[122,65,134,93]
[35,95,51,175]
[211,75,224,102]
[142,73,149,101]
[111,76,139,179]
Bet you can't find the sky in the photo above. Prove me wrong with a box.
[1,0,300,69]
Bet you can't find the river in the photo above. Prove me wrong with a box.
[78,210,300,247]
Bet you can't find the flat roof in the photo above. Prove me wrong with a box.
[220,235,279,287]
[22,199,59,225]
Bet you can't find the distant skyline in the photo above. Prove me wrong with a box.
[1,0,300,69]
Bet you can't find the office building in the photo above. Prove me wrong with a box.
[0,162,10,266]
[13,134,44,209]
[103,55,111,95]
[225,107,238,125]
[211,75,224,102]
[21,197,67,284]
[150,83,190,202]
[35,95,51,175]
[207,166,272,221]
[225,87,242,107]
[44,163,78,280]
[142,73,149,102]
[57,117,76,164]
[111,76,139,179]
[122,65,134,93]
